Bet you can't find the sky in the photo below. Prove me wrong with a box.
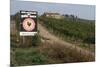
[10,0,95,20]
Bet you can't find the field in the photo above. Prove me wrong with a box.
[39,16,95,51]
[10,13,95,66]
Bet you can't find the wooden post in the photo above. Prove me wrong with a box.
[22,36,25,46]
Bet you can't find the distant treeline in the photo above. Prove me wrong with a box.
[63,14,95,22]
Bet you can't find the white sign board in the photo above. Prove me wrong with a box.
[20,10,37,36]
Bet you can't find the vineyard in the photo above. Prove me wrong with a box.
[39,16,95,45]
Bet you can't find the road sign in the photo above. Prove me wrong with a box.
[20,10,37,36]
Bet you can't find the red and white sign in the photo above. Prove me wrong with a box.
[22,18,35,32]
[20,11,37,36]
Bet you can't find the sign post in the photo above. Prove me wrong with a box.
[20,10,37,47]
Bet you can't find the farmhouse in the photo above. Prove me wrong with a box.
[43,12,63,19]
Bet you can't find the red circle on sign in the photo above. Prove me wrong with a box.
[22,18,35,32]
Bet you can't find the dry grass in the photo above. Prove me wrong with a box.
[37,41,95,63]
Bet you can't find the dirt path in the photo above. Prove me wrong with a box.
[38,22,95,58]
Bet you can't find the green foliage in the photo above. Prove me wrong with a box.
[83,36,95,44]
[32,34,41,46]
[11,12,20,31]
[10,34,19,48]
[11,48,47,66]
[39,17,95,44]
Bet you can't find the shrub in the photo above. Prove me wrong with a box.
[11,48,47,66]
[32,34,41,46]
[83,36,95,44]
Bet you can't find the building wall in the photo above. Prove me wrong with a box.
[45,14,63,19]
